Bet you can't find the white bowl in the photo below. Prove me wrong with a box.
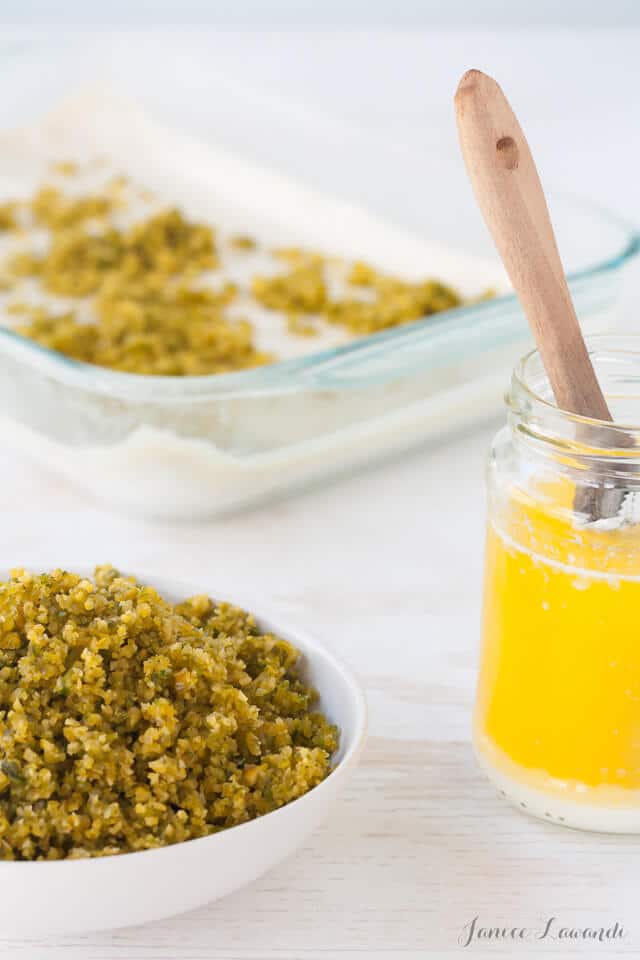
[0,572,367,936]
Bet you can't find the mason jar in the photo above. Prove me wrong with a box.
[475,336,640,833]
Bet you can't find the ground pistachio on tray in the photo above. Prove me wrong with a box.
[0,170,488,375]
[0,566,338,860]
[0,203,17,232]
[252,255,464,334]
[14,281,271,376]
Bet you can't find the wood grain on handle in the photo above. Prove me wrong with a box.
[454,69,612,423]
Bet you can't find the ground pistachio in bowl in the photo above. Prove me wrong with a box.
[0,566,338,860]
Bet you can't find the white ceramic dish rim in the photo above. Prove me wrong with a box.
[0,568,368,872]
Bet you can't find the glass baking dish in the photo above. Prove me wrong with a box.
[0,201,636,518]
[0,49,637,518]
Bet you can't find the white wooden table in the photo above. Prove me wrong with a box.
[1,23,640,960]
[2,414,640,959]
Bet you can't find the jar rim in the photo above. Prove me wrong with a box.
[507,335,640,478]
[505,333,640,432]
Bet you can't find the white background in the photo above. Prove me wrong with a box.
[2,0,640,27]
[0,28,638,234]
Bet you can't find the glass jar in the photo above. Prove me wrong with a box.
[475,336,640,833]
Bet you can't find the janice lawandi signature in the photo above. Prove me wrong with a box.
[459,915,626,948]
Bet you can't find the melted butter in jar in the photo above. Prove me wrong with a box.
[476,339,640,832]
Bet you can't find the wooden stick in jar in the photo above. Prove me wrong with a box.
[454,68,624,520]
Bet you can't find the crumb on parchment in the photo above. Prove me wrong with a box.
[0,173,489,374]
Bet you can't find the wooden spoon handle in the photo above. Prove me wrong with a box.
[454,68,611,423]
